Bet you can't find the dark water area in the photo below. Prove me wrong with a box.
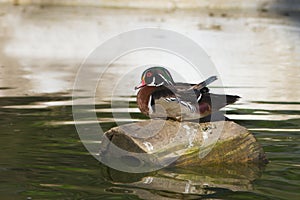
[0,4,300,200]
[0,93,299,200]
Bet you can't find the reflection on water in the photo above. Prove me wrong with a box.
[0,93,299,199]
[104,164,264,199]
[0,3,300,200]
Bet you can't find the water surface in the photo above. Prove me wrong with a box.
[0,5,299,200]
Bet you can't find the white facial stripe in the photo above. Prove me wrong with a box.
[159,74,172,85]
[151,77,155,84]
[148,77,156,86]
[149,76,164,87]
[159,74,168,82]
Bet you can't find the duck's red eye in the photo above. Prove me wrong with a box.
[146,72,152,77]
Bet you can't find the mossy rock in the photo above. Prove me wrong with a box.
[99,120,267,170]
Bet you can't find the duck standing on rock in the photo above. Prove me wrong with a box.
[135,66,240,121]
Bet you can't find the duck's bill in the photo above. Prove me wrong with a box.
[134,82,146,90]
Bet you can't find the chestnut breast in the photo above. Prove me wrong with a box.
[136,86,157,116]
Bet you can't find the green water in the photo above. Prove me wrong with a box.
[0,4,300,200]
[0,94,299,200]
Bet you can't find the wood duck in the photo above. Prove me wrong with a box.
[135,66,240,121]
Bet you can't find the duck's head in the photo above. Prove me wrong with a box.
[134,66,175,90]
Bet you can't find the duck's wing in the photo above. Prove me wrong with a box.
[151,86,176,100]
[173,76,217,100]
[174,76,217,90]
[150,86,199,120]
[174,89,202,103]
[173,85,207,103]
[173,82,193,89]
[199,93,240,112]
[190,76,217,90]
[170,85,240,116]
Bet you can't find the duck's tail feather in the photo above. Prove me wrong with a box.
[203,76,218,87]
[201,93,240,111]
[190,76,217,90]
[226,94,240,105]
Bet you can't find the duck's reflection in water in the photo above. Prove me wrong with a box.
[101,163,265,199]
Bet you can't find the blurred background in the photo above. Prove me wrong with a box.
[0,0,299,199]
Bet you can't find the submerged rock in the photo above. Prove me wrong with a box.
[99,120,267,170]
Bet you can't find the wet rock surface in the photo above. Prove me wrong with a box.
[100,120,268,168]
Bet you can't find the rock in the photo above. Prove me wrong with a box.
[99,120,267,171]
